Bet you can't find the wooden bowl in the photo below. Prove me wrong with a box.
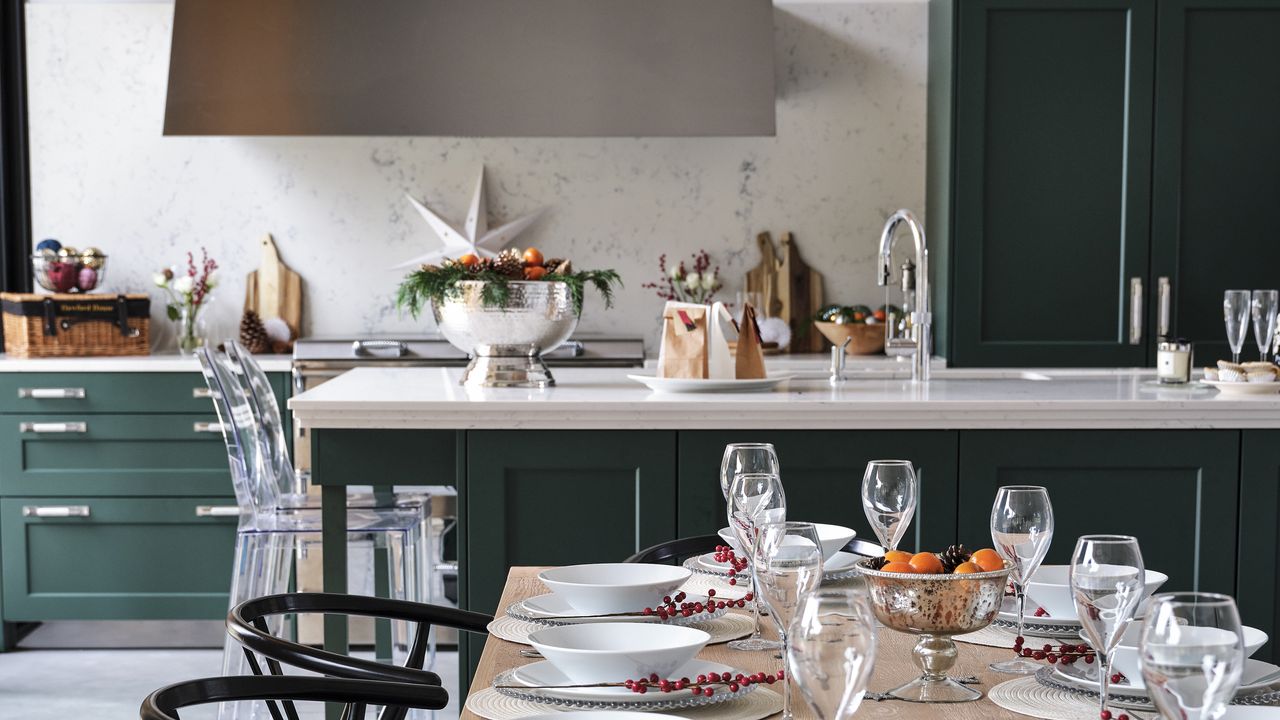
[814,321,885,355]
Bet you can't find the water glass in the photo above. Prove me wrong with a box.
[788,588,878,720]
[727,472,786,652]
[1251,290,1279,362]
[861,460,918,552]
[1070,535,1146,720]
[1140,592,1245,720]
[989,485,1055,674]
[755,521,824,720]
[720,443,780,501]
[1224,290,1251,363]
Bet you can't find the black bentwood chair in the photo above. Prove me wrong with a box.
[228,593,492,720]
[140,675,448,720]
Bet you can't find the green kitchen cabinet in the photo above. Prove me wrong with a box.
[677,431,960,552]
[1239,431,1280,662]
[1149,1,1280,360]
[957,431,1240,596]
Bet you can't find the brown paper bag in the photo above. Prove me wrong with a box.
[658,303,709,378]
[735,303,767,379]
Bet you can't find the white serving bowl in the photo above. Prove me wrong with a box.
[527,622,711,684]
[539,563,691,615]
[716,523,855,561]
[1107,622,1267,682]
[1025,565,1168,620]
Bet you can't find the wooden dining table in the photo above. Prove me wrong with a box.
[463,567,1044,720]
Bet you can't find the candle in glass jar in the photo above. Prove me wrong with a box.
[1157,339,1192,384]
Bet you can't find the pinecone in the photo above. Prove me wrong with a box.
[239,309,270,354]
[866,555,889,571]
[492,248,525,278]
[939,544,972,573]
[545,258,572,275]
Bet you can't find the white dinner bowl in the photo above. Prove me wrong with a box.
[1025,565,1168,620]
[716,523,855,561]
[1107,622,1267,682]
[539,563,692,615]
[527,622,711,684]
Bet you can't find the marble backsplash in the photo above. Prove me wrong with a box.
[25,1,926,352]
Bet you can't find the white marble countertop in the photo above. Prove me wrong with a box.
[0,353,293,372]
[289,366,1280,430]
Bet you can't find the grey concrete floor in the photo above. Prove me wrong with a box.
[0,622,460,720]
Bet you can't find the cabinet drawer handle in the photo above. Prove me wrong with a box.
[1129,277,1144,345]
[193,387,213,399]
[1157,276,1172,338]
[19,421,87,434]
[18,387,86,399]
[195,505,240,517]
[22,505,91,518]
[193,421,225,433]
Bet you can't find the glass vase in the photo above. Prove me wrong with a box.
[176,303,209,354]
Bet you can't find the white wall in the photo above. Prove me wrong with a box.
[25,1,927,351]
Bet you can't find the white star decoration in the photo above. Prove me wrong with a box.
[394,167,544,269]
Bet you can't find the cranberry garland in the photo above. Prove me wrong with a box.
[712,545,750,586]
[640,589,751,621]
[623,669,784,696]
[1010,637,1133,720]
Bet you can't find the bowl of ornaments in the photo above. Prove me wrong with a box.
[813,304,898,355]
[1203,360,1280,395]
[396,247,621,388]
[31,239,107,293]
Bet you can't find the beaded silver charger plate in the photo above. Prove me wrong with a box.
[467,684,781,720]
[1034,665,1280,711]
[991,616,1084,640]
[491,664,757,711]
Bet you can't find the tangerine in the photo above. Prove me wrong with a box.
[971,548,1004,572]
[524,265,548,281]
[523,247,545,266]
[952,561,982,574]
[884,550,913,564]
[881,561,917,574]
[909,552,944,574]
[457,253,480,268]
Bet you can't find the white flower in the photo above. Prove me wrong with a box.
[701,272,717,291]
[204,270,219,289]
[172,275,195,294]
[685,272,701,289]
[670,265,683,280]
[152,272,168,288]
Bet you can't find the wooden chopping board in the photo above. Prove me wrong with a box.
[744,232,782,318]
[777,232,824,353]
[243,234,303,340]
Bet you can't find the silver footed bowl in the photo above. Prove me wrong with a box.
[856,558,1012,704]
[432,280,579,388]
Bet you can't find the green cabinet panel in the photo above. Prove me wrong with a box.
[310,429,458,488]
[0,497,237,620]
[0,413,232,496]
[1150,1,1280,360]
[949,0,1155,367]
[676,431,959,553]
[0,372,221,414]
[1239,431,1280,662]
[957,431,1239,596]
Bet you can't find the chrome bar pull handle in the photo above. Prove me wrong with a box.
[1157,276,1172,338]
[195,505,240,517]
[23,505,91,518]
[1129,277,1144,345]
[18,387,86,399]
[192,387,213,399]
[19,421,87,434]
[192,421,225,433]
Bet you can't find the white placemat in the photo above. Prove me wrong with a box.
[988,675,1119,720]
[465,686,782,720]
[956,624,1063,649]
[487,612,755,646]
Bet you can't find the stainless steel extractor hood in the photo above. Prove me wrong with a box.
[163,0,776,137]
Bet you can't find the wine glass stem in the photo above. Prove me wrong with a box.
[748,529,763,637]
[1015,583,1027,640]
[781,636,793,720]
[1097,651,1112,718]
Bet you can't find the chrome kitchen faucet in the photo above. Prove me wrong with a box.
[876,209,931,383]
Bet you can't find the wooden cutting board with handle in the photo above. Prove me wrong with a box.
[777,232,825,353]
[243,234,303,340]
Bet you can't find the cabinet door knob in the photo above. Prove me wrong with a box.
[195,505,240,517]
[1158,276,1173,338]
[192,387,214,399]
[19,421,87,434]
[22,505,91,518]
[192,421,225,433]
[18,387,86,399]
[1129,277,1144,345]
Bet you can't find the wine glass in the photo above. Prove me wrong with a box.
[1251,290,1279,363]
[861,460,917,552]
[1224,290,1252,363]
[1070,535,1146,720]
[989,486,1055,674]
[727,472,787,651]
[755,521,824,720]
[720,443,780,501]
[788,588,878,720]
[1140,592,1246,720]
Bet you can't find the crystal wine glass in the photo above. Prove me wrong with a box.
[989,485,1054,674]
[1070,535,1146,720]
[1140,592,1245,720]
[861,460,918,552]
[1225,290,1252,363]
[720,443,780,501]
[1251,290,1279,363]
[727,471,787,652]
[788,588,878,720]
[755,521,825,720]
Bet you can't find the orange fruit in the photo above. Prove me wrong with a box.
[952,561,982,574]
[909,552,944,574]
[457,253,480,268]
[884,550,913,564]
[971,548,1004,572]
[523,265,548,281]
[522,247,544,266]
[881,561,917,574]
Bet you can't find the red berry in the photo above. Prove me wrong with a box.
[1118,715,1130,720]
[1022,648,1034,657]
[1015,636,1025,644]
[643,608,653,616]
[707,589,716,597]
[1100,711,1111,720]
[649,673,659,683]
[637,685,647,694]
[697,674,707,684]
[729,682,740,692]
[1110,674,1122,684]
[744,593,755,601]
[765,675,776,684]
[1043,644,1053,652]
[729,578,737,586]
[1085,655,1095,664]
[1047,655,1058,664]
[625,680,634,688]
[709,672,721,683]
[777,669,785,680]
[663,596,671,605]
[703,687,714,697]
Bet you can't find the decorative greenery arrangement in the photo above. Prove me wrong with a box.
[153,247,219,353]
[395,247,622,318]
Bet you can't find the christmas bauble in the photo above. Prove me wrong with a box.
[80,247,106,269]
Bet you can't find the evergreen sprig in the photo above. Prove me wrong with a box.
[396,265,622,318]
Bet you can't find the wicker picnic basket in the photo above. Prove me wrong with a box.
[1,292,151,358]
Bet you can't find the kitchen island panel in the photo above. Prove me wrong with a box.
[1239,430,1280,662]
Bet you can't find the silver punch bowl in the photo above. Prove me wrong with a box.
[432,280,579,388]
